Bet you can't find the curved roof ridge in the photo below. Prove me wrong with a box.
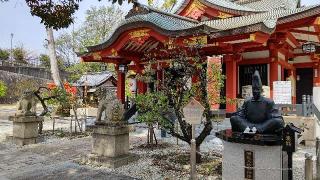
[202,4,319,30]
[233,0,267,5]
[171,0,265,15]
[86,11,214,52]
[262,19,278,29]
[238,0,300,11]
[128,2,199,23]
[204,0,265,12]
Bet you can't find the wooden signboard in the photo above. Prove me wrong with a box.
[183,98,204,125]
[244,150,255,180]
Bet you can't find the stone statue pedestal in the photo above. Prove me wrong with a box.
[216,130,283,180]
[87,122,137,168]
[9,115,43,146]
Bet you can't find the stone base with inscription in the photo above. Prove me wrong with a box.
[8,115,43,146]
[216,130,283,180]
[85,122,138,168]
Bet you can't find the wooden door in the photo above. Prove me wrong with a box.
[296,68,313,104]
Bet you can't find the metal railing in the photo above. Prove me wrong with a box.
[0,59,42,68]
[276,95,313,117]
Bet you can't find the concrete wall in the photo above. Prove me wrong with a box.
[0,65,68,80]
[0,70,49,104]
[313,87,320,111]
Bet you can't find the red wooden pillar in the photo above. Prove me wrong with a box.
[225,55,237,113]
[269,61,279,98]
[269,45,282,99]
[313,63,320,87]
[291,69,297,104]
[135,65,147,94]
[137,81,147,94]
[117,70,125,104]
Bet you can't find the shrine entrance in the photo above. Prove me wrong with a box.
[296,68,313,104]
[238,64,268,96]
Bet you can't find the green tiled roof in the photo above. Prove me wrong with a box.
[171,0,264,14]
[204,0,264,12]
[238,0,300,11]
[87,7,214,52]
[203,5,319,30]
[85,2,320,53]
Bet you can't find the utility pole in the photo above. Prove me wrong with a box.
[10,33,14,61]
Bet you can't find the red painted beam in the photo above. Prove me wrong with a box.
[293,62,315,68]
[290,29,320,36]
[278,59,295,70]
[276,16,316,31]
[237,58,270,65]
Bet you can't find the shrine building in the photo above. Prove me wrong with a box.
[80,0,320,113]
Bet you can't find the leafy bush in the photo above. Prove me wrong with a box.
[0,49,10,60]
[11,79,39,98]
[0,81,7,97]
[13,47,28,63]
[39,54,66,71]
[46,82,77,116]
[136,92,169,127]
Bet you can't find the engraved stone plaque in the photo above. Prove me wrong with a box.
[244,150,254,180]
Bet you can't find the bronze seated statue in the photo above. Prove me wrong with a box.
[230,70,284,135]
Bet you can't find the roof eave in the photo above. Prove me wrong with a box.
[209,21,275,39]
[85,22,215,53]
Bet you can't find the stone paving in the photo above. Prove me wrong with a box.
[0,105,139,180]
[0,137,139,180]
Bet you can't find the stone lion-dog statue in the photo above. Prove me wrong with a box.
[95,91,124,124]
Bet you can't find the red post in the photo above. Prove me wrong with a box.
[269,61,279,98]
[225,55,237,113]
[137,81,147,94]
[314,64,320,87]
[117,70,125,104]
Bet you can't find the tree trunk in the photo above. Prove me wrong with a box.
[46,27,63,87]
[149,124,154,145]
[196,145,201,163]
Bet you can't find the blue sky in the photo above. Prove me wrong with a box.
[0,0,318,55]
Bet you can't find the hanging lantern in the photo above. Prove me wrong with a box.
[118,64,128,73]
[302,42,316,53]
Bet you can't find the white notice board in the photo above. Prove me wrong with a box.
[273,81,292,104]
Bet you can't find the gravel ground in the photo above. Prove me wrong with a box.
[0,105,317,179]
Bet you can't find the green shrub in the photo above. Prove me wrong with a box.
[0,81,7,97]
[0,49,10,60]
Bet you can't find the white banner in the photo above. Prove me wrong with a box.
[273,81,292,104]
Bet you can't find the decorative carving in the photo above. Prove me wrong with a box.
[111,49,118,57]
[129,29,150,39]
[185,0,206,19]
[96,91,124,124]
[183,35,207,46]
[92,52,102,61]
[164,38,175,49]
[129,29,150,45]
[217,11,233,19]
[249,34,256,41]
[16,91,38,116]
[125,3,150,19]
